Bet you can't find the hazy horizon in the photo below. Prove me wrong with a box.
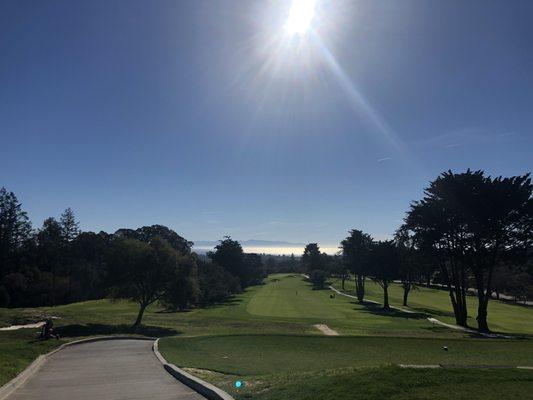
[193,239,341,256]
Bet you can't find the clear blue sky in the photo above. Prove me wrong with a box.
[1,0,532,246]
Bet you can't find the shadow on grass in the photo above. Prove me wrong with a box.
[420,325,455,334]
[413,307,455,318]
[359,302,427,320]
[197,296,244,310]
[57,323,180,338]
[497,300,533,309]
[155,308,193,314]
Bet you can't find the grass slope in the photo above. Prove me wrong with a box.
[246,275,345,319]
[332,278,533,334]
[0,330,64,386]
[158,274,533,400]
[245,275,440,337]
[2,273,532,399]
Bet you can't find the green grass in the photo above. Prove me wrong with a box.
[232,366,533,400]
[243,274,447,337]
[0,330,65,386]
[0,274,456,339]
[160,335,533,376]
[246,275,346,319]
[331,278,533,334]
[2,273,533,399]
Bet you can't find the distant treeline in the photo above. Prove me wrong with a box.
[0,189,267,325]
[2,169,532,332]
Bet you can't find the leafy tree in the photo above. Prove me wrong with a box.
[464,172,533,331]
[369,240,399,310]
[302,243,324,273]
[491,264,532,301]
[208,236,252,287]
[309,269,328,289]
[36,217,66,305]
[395,226,421,306]
[197,261,241,305]
[264,256,278,274]
[0,187,32,278]
[207,238,265,288]
[115,225,192,254]
[107,237,179,327]
[1,267,68,307]
[341,230,373,302]
[406,170,533,331]
[243,253,266,286]
[287,254,300,272]
[69,231,112,300]
[327,254,347,289]
[0,285,9,307]
[161,254,200,311]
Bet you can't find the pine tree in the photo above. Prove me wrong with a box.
[60,207,80,242]
[0,187,32,277]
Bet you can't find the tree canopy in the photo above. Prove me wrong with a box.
[406,170,533,331]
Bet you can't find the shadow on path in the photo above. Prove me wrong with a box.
[56,323,180,338]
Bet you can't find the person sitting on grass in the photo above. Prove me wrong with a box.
[39,318,60,340]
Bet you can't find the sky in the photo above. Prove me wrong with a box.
[1,0,532,247]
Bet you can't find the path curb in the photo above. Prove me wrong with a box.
[153,338,235,400]
[0,335,154,400]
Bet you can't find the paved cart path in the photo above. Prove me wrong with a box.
[6,339,205,400]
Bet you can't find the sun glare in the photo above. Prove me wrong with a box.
[285,0,317,36]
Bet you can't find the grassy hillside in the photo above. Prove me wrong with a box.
[245,275,434,336]
[158,274,533,399]
[2,273,532,399]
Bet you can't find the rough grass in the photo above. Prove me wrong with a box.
[0,330,65,386]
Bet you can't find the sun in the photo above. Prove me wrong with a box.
[284,0,317,36]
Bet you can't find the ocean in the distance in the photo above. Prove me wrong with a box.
[193,245,339,256]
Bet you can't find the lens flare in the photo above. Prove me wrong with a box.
[285,0,317,35]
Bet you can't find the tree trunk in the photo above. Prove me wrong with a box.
[440,255,469,328]
[133,302,147,328]
[383,283,390,310]
[473,257,495,333]
[455,307,468,327]
[455,286,468,327]
[476,295,490,332]
[355,275,365,303]
[341,273,346,291]
[402,284,410,307]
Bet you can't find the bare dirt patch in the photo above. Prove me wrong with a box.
[313,324,339,336]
